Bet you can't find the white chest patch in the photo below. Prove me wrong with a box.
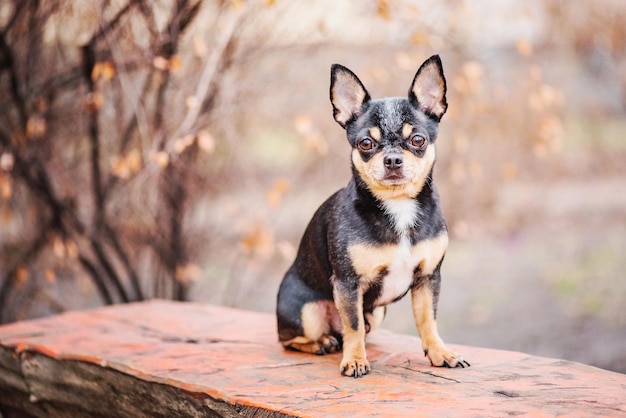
[382,199,418,235]
[377,235,414,305]
[348,233,449,307]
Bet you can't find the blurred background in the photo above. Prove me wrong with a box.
[1,0,624,373]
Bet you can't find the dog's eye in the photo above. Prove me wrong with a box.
[358,137,374,151]
[409,135,426,149]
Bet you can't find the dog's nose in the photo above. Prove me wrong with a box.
[384,154,403,170]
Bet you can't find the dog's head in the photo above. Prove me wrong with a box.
[330,55,447,201]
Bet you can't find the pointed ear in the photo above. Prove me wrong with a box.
[330,64,371,128]
[408,55,447,121]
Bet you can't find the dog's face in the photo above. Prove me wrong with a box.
[330,56,447,201]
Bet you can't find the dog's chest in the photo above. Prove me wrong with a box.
[377,236,416,305]
[348,199,448,306]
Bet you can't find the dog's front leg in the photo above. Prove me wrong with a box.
[411,268,470,368]
[333,279,369,378]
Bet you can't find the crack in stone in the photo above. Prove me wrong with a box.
[388,364,461,383]
[254,362,317,370]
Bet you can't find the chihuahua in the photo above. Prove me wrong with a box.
[276,55,469,378]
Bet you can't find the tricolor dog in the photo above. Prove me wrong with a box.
[276,55,469,377]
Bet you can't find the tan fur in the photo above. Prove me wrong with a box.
[333,285,369,375]
[282,300,342,353]
[411,285,463,367]
[348,233,448,286]
[369,126,382,141]
[351,144,436,201]
[301,301,332,340]
[402,123,413,139]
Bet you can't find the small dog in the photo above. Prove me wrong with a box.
[276,55,469,378]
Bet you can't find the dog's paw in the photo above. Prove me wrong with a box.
[340,356,370,378]
[317,335,342,355]
[424,346,470,368]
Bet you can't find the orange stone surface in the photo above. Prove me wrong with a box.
[0,300,625,417]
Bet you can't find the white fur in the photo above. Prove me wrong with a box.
[377,198,420,305]
[382,198,418,235]
[377,235,414,305]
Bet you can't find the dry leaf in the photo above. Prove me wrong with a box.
[153,55,169,70]
[175,263,202,284]
[516,40,533,57]
[150,151,170,168]
[91,61,116,81]
[0,153,14,171]
[240,225,275,259]
[84,92,103,113]
[65,239,79,259]
[15,266,28,285]
[376,0,391,21]
[186,95,200,109]
[26,116,46,139]
[197,130,216,154]
[170,55,182,73]
[45,268,57,284]
[53,236,66,258]
[231,0,245,10]
[267,178,290,209]
[0,176,12,199]
[410,31,429,45]
[174,134,195,154]
[193,37,207,57]
[112,149,142,179]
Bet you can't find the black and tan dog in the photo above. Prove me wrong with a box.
[276,55,469,378]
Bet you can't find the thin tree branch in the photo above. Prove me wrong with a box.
[88,0,139,45]
[0,131,123,305]
[0,229,48,323]
[103,224,144,300]
[0,28,28,129]
[169,7,243,146]
[78,255,114,305]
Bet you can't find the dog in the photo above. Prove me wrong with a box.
[276,55,469,378]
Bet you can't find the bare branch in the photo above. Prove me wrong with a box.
[0,28,28,128]
[169,7,243,145]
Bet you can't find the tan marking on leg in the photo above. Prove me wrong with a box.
[411,285,465,367]
[284,340,324,354]
[301,301,331,341]
[282,301,342,355]
[334,286,370,377]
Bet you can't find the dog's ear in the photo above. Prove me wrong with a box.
[408,55,447,121]
[330,64,371,128]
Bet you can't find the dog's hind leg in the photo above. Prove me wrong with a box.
[280,300,342,355]
[277,271,341,355]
